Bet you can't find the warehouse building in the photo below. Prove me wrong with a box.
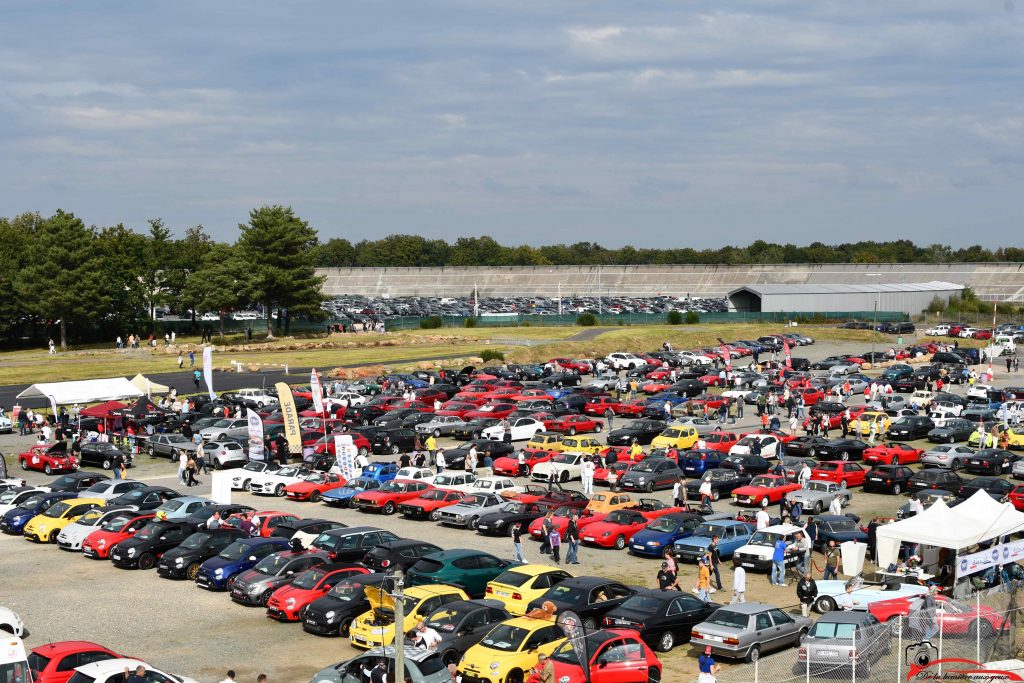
[727,281,965,315]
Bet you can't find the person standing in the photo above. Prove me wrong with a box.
[672,477,685,508]
[512,523,527,563]
[709,536,723,592]
[548,525,562,563]
[581,456,595,495]
[534,654,554,683]
[798,462,812,487]
[189,350,195,367]
[755,502,770,530]
[697,647,720,683]
[435,448,446,473]
[177,352,184,369]
[467,447,479,476]
[178,450,188,485]
[193,369,201,389]
[829,495,843,516]
[732,565,746,603]
[796,572,818,618]
[657,561,678,591]
[111,450,123,480]
[539,512,554,555]
[218,671,237,683]
[564,511,580,565]
[696,557,711,601]
[771,537,787,586]
[823,540,840,580]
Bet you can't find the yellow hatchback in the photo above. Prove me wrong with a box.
[585,492,636,516]
[558,436,604,455]
[1006,428,1024,449]
[526,434,564,452]
[459,615,566,683]
[23,497,105,544]
[349,583,468,650]
[484,565,573,616]
[850,411,890,437]
[650,425,698,450]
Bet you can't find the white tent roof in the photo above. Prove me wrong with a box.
[16,377,144,405]
[129,374,170,395]
[876,491,1024,568]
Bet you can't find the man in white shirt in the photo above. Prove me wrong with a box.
[581,457,595,495]
[412,620,443,649]
[732,565,746,603]
[179,451,189,485]
[909,496,925,516]
[755,506,771,531]
[436,448,446,472]
[696,437,706,450]
[698,478,713,509]
[798,463,812,487]
[829,495,843,516]
[355,452,369,475]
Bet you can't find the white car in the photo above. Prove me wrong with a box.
[968,383,994,400]
[247,465,307,496]
[235,388,277,408]
[827,362,861,376]
[0,414,11,433]
[0,487,46,516]
[230,460,280,490]
[909,390,935,409]
[69,658,199,683]
[0,477,26,491]
[425,472,479,492]
[722,388,756,401]
[481,417,545,442]
[79,479,148,502]
[605,352,644,370]
[531,452,585,484]
[199,441,248,469]
[677,352,715,365]
[728,435,781,459]
[959,327,979,338]
[57,506,137,551]
[731,523,806,572]
[233,311,260,320]
[200,312,220,321]
[0,606,26,637]
[328,392,366,407]
[925,325,950,336]
[467,477,523,496]
[395,467,435,481]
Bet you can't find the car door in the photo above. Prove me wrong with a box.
[592,635,649,683]
[767,608,799,649]
[158,524,190,550]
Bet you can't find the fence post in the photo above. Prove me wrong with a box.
[938,599,944,676]
[851,626,856,683]
[977,590,982,662]
[754,654,759,683]
[896,614,903,683]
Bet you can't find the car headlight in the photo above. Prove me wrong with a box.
[560,677,571,683]
[647,541,661,546]
[602,531,611,537]
[98,539,106,548]
[286,597,296,608]
[215,568,224,578]
[248,583,262,595]
[37,523,46,532]
[456,515,465,522]
[175,557,184,567]
[325,610,336,621]
[127,547,136,557]
[638,477,646,484]
[490,663,501,672]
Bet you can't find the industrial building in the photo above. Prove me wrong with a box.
[726,281,965,315]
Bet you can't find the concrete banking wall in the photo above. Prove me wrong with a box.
[318,263,1024,302]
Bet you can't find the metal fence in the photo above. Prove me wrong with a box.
[710,584,1024,683]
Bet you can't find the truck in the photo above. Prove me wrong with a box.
[0,636,30,682]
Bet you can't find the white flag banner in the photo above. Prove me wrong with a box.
[334,434,359,480]
[311,368,325,414]
[202,346,215,400]
[956,539,1024,579]
[246,409,265,461]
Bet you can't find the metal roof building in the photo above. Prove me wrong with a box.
[727,281,964,314]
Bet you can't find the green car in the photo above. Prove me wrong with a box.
[405,549,519,598]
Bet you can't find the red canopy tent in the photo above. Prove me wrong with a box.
[79,401,128,418]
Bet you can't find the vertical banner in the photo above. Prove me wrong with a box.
[275,382,302,454]
[720,345,732,372]
[333,434,359,479]
[310,368,325,415]
[783,339,792,370]
[246,408,265,461]
[202,346,216,400]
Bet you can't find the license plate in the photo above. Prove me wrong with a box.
[232,590,243,598]
[496,590,510,597]
[306,618,318,625]
[84,548,95,556]
[868,477,881,481]
[614,619,631,626]
[477,525,489,530]
[706,635,723,642]
[971,460,980,465]
[742,563,754,568]
[110,553,119,560]
[821,650,839,657]
[584,536,595,542]
[633,544,645,550]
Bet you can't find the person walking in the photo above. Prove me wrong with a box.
[657,560,679,591]
[185,454,199,487]
[193,369,201,389]
[178,450,188,485]
[548,525,562,563]
[709,536,723,592]
[697,647,721,683]
[732,565,746,604]
[177,352,184,369]
[755,502,771,530]
[511,522,527,563]
[823,540,840,580]
[796,572,818,618]
[539,512,554,555]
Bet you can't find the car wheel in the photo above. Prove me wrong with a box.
[390,444,400,455]
[468,516,480,530]
[260,590,273,607]
[338,617,354,637]
[712,490,720,502]
[892,483,902,495]
[137,552,155,570]
[645,481,655,493]
[358,447,369,457]
[647,668,661,683]
[275,484,286,497]
[745,645,760,663]
[560,471,570,483]
[44,464,52,475]
[433,429,441,438]
[311,491,322,503]
[595,424,603,433]
[442,649,460,666]
[614,535,626,550]
[19,459,27,470]
[383,501,396,515]
[813,501,823,514]
[814,596,837,614]
[951,459,961,471]
[186,563,201,580]
[148,446,156,456]
[656,631,675,652]
[507,670,523,683]
[226,573,239,590]
[101,458,112,470]
[891,456,899,466]
[949,436,956,444]
[243,479,252,491]
[48,530,59,544]
[430,509,442,521]
[761,496,770,507]
[257,401,264,409]
[473,431,482,440]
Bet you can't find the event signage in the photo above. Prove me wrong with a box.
[246,408,265,461]
[783,339,792,369]
[310,368,325,415]
[275,382,303,454]
[202,346,215,400]
[955,539,1024,579]
[333,434,359,480]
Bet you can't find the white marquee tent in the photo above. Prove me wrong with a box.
[875,490,1024,569]
[16,377,144,408]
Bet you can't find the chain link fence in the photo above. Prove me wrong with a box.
[710,583,1024,683]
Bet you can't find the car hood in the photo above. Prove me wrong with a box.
[673,536,713,550]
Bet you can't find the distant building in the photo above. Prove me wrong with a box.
[727,281,964,315]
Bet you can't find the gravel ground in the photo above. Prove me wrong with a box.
[1,336,1018,682]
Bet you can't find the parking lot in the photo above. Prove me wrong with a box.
[1,335,1020,682]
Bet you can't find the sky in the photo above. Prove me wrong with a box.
[1,1,1022,248]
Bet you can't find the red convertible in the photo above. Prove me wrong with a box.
[579,501,682,549]
[492,449,556,477]
[352,480,433,515]
[464,402,518,420]
[731,475,803,506]
[528,506,604,540]
[594,461,630,487]
[811,462,867,488]
[312,433,372,457]
[862,442,923,466]
[548,358,591,373]
[284,472,347,502]
[435,401,481,418]
[398,489,465,519]
[81,512,155,559]
[582,397,646,417]
[687,394,729,411]
[18,442,78,475]
[869,594,1007,636]
[544,415,604,435]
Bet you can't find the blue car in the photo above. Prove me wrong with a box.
[321,477,382,507]
[807,515,868,550]
[672,519,755,563]
[195,536,290,591]
[544,388,575,401]
[384,374,428,389]
[680,450,723,477]
[0,491,76,535]
[362,463,399,483]
[629,511,732,558]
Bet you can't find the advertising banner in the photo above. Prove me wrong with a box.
[275,382,302,454]
[310,368,325,415]
[202,346,216,400]
[246,408,265,461]
[333,434,359,480]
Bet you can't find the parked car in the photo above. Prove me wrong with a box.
[229,460,281,491]
[146,433,197,458]
[349,584,470,649]
[797,611,889,677]
[406,549,516,598]
[109,520,199,570]
[362,539,443,573]
[156,527,249,580]
[194,535,291,590]
[908,468,964,495]
[229,550,332,607]
[863,465,916,494]
[785,480,851,513]
[436,493,508,530]
[690,601,811,662]
[527,577,635,630]
[310,526,401,562]
[301,573,391,637]
[806,514,869,549]
[78,442,132,471]
[672,519,756,563]
[920,445,976,470]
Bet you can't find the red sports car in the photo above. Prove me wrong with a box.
[862,442,923,466]
[398,488,465,519]
[312,433,372,457]
[435,401,481,418]
[731,475,803,506]
[641,381,674,395]
[464,402,518,420]
[504,484,560,505]
[492,449,556,477]
[582,397,635,417]
[869,594,1007,636]
[548,358,591,373]
[645,368,674,381]
[453,386,492,403]
[284,472,347,502]
[545,415,604,435]
[687,394,729,411]
[698,374,727,387]
[1008,485,1024,511]
[811,462,867,488]
[580,504,681,549]
[525,629,662,683]
[18,443,78,474]
[702,431,739,453]
[82,512,155,559]
[594,461,631,487]
[352,480,433,515]
[266,564,369,621]
[529,506,605,540]
[225,511,299,537]
[509,388,556,402]
[480,387,523,401]
[29,641,123,683]
[794,388,825,406]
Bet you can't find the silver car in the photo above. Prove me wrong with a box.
[436,493,507,529]
[154,496,214,521]
[415,416,469,438]
[311,646,452,683]
[79,479,148,502]
[198,418,249,441]
[785,480,851,514]
[797,611,889,677]
[200,441,248,469]
[147,433,197,459]
[920,444,975,470]
[691,601,811,662]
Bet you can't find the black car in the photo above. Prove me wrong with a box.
[814,438,869,462]
[401,413,436,430]
[541,373,582,388]
[959,476,1015,500]
[302,572,392,636]
[343,404,388,425]
[371,409,419,429]
[109,520,198,569]
[669,380,709,397]
[886,416,935,440]
[508,365,545,381]
[602,588,720,653]
[156,527,248,580]
[619,459,683,493]
[185,503,255,527]
[606,420,668,446]
[785,436,832,458]
[526,577,636,630]
[451,419,501,441]
[45,471,110,493]
[309,526,401,561]
[685,469,753,501]
[908,469,964,495]
[106,485,182,511]
[474,501,547,536]
[443,441,515,469]
[370,428,418,455]
[422,599,512,666]
[928,418,977,443]
[863,465,915,494]
[964,449,1017,475]
[271,519,345,547]
[79,443,132,470]
[806,514,868,549]
[720,453,772,475]
[229,551,333,606]
[362,539,443,572]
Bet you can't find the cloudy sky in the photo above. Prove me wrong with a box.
[1,1,1021,247]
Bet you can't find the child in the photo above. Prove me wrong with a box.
[548,527,562,563]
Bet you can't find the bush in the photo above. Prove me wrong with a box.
[685,311,700,324]
[577,313,598,327]
[667,310,683,325]
[419,316,443,329]
[481,349,505,363]
[464,317,478,328]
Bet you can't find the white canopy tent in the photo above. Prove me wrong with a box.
[129,373,170,396]
[16,377,145,408]
[875,490,1024,569]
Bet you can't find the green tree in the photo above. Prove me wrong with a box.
[17,210,107,349]
[236,206,323,338]
[173,224,215,324]
[315,237,357,267]
[95,224,149,332]
[181,243,251,336]
[140,218,176,319]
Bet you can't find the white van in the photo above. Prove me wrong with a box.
[995,335,1017,352]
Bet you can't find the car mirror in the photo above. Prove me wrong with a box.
[598,658,609,668]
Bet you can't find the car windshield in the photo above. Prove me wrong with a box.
[807,482,830,492]
[219,541,252,561]
[117,490,147,502]
[460,495,486,506]
[43,501,72,518]
[426,607,468,632]
[20,494,48,508]
[0,489,26,504]
[75,509,106,527]
[500,502,525,514]
[160,500,185,511]
[211,419,233,428]
[379,482,406,493]
[328,580,371,600]
[750,477,775,487]
[100,514,135,531]
[695,524,729,538]
[552,454,577,464]
[705,610,750,629]
[811,622,857,639]
[292,568,326,589]
[275,466,302,477]
[619,594,665,613]
[748,531,784,547]
[417,489,445,501]
[816,463,839,472]
[605,511,637,524]
[242,462,263,472]
[705,470,731,482]
[632,462,657,472]
[133,524,165,541]
[647,517,680,533]
[481,624,529,652]
[304,473,327,484]
[179,532,213,550]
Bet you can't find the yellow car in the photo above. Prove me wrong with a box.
[459,615,566,683]
[526,434,564,452]
[23,497,105,544]
[968,430,998,448]
[650,425,698,450]
[558,436,604,455]
[349,583,468,650]
[585,492,636,516]
[485,565,573,616]
[1006,428,1024,449]
[850,411,890,437]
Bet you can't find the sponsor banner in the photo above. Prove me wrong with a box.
[202,346,215,400]
[310,369,325,415]
[334,434,359,480]
[783,339,792,370]
[955,539,1024,579]
[275,382,302,454]
[246,409,265,461]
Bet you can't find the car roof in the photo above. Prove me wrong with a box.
[427,548,495,560]
[323,525,384,537]
[73,658,149,675]
[815,611,874,624]
[31,640,111,657]
[761,524,805,533]
[496,563,561,577]
[715,601,773,614]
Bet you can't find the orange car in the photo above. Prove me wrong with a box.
[584,492,637,516]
